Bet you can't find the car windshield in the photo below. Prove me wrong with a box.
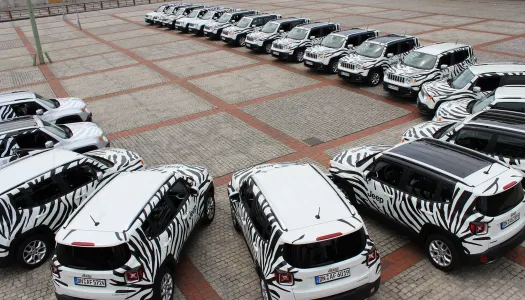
[403,51,437,70]
[356,42,384,58]
[187,10,200,18]
[35,93,58,108]
[262,22,279,33]
[471,93,496,113]
[201,11,215,20]
[451,68,475,89]
[156,5,166,12]
[218,13,232,23]
[174,9,185,17]
[287,27,308,40]
[236,17,251,28]
[321,34,346,49]
[42,120,70,139]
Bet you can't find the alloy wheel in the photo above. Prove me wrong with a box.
[160,273,173,300]
[429,240,452,267]
[207,196,215,220]
[23,240,47,265]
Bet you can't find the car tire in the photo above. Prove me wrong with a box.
[238,36,246,46]
[368,69,382,86]
[15,234,52,269]
[202,192,215,225]
[425,234,460,272]
[230,205,241,232]
[329,58,339,74]
[152,266,174,300]
[258,270,271,300]
[294,49,305,62]
[264,42,272,54]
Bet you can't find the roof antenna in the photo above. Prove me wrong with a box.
[484,163,494,175]
[315,207,321,219]
[90,215,100,227]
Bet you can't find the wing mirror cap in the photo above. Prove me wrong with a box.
[473,86,481,93]
[347,44,354,49]
[440,64,448,70]
[44,141,53,149]
[279,29,284,33]
[36,109,44,116]
[386,53,394,58]
[96,172,104,181]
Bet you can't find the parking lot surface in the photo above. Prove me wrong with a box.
[1,0,525,299]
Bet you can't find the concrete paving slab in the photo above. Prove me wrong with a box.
[363,9,431,20]
[49,43,114,61]
[0,55,34,71]
[98,28,160,42]
[50,52,138,78]
[0,39,24,50]
[461,20,525,35]
[485,37,525,56]
[368,21,440,35]
[0,47,29,59]
[111,33,184,49]
[0,67,45,90]
[132,39,215,61]
[86,23,143,35]
[417,28,508,46]
[41,37,100,52]
[409,14,482,27]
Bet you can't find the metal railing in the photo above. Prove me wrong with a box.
[0,0,171,22]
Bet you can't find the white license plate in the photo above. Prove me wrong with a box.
[246,44,251,48]
[388,84,399,91]
[221,37,226,41]
[74,277,106,287]
[305,61,313,65]
[315,268,350,285]
[273,51,279,55]
[501,212,520,229]
[340,71,349,77]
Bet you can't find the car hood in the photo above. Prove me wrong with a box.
[341,53,379,67]
[177,16,196,23]
[402,120,455,142]
[306,45,337,55]
[433,98,472,122]
[274,37,302,47]
[85,148,144,171]
[247,31,273,40]
[206,21,230,28]
[64,122,103,141]
[189,19,210,26]
[387,63,429,77]
[55,97,86,111]
[423,79,459,98]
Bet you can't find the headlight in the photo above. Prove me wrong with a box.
[405,77,413,84]
[356,64,362,69]
[286,45,292,50]
[99,136,108,142]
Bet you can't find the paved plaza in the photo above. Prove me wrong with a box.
[1,0,525,299]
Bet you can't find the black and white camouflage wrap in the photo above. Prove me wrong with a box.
[272,36,322,54]
[338,48,412,77]
[304,44,351,68]
[228,163,380,300]
[0,105,16,120]
[433,98,473,121]
[0,148,143,260]
[52,164,213,299]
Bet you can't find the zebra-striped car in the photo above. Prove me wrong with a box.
[418,63,525,115]
[245,17,310,54]
[203,10,259,39]
[0,148,144,269]
[228,163,381,300]
[383,43,476,100]
[330,138,525,271]
[52,165,214,300]
[402,109,525,174]
[337,34,419,85]
[271,22,340,62]
[221,14,281,46]
[433,85,525,122]
[187,7,236,35]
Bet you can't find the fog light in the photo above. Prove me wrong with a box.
[370,287,376,295]
[480,256,488,263]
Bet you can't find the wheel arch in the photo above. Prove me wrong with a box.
[418,223,463,250]
[11,225,55,256]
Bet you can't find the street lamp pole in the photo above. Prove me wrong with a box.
[26,0,45,65]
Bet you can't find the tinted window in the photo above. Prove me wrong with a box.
[166,181,190,212]
[14,130,55,148]
[453,49,469,64]
[251,17,264,26]
[371,160,404,187]
[56,243,131,271]
[454,129,492,152]
[438,53,453,67]
[492,101,525,113]
[477,183,524,217]
[494,135,525,158]
[309,28,321,38]
[504,75,525,85]
[61,164,97,191]
[28,176,63,207]
[240,181,255,210]
[10,102,45,116]
[347,36,359,47]
[475,76,502,91]
[399,41,412,53]
[385,43,398,56]
[141,197,176,238]
[283,229,366,269]
[405,172,437,201]
[251,200,271,240]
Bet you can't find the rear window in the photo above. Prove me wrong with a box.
[56,243,131,270]
[283,228,366,269]
[476,182,524,217]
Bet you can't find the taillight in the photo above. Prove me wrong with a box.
[316,232,342,241]
[125,267,144,283]
[503,181,517,191]
[469,222,488,235]
[51,264,59,275]
[72,242,95,246]
[367,246,379,265]
[274,271,294,286]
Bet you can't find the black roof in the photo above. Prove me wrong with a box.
[248,13,279,18]
[369,34,414,45]
[298,22,333,29]
[231,10,258,15]
[387,139,494,179]
[335,28,374,37]
[471,110,525,132]
[268,17,307,24]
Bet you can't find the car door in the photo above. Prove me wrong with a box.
[472,75,503,99]
[238,180,256,244]
[309,27,323,45]
[385,42,402,66]
[0,133,18,164]
[364,158,406,214]
[58,162,101,211]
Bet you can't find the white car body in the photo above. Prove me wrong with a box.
[203,10,260,39]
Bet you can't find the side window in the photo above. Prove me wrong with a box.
[240,181,255,210]
[399,41,412,53]
[26,175,64,208]
[347,36,359,47]
[61,164,97,192]
[10,102,45,116]
[279,23,288,32]
[474,76,502,91]
[251,199,271,240]
[385,43,398,56]
[166,180,190,213]
[141,197,177,238]
[453,49,469,64]
[251,18,263,26]
[14,130,56,148]
[504,75,525,85]
[438,53,453,67]
[493,135,525,158]
[405,172,438,201]
[370,160,405,187]
[454,129,493,152]
[309,28,321,38]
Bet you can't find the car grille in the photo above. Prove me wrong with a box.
[246,36,255,42]
[175,21,182,26]
[387,73,406,83]
[340,62,358,70]
[205,25,211,30]
[305,53,318,60]
[274,44,284,50]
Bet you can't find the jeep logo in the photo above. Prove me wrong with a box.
[368,191,384,203]
[82,274,92,278]
[328,267,339,273]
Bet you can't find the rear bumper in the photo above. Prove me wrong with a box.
[314,278,380,300]
[465,225,525,265]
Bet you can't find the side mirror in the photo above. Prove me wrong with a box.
[279,29,284,33]
[189,187,199,196]
[230,20,235,23]
[473,86,481,93]
[44,141,53,149]
[229,191,240,201]
[36,109,44,116]
[347,44,353,49]
[309,36,315,40]
[440,64,448,70]
[387,53,394,58]
[251,24,256,28]
[96,172,104,181]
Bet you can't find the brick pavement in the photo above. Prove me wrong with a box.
[1,0,525,299]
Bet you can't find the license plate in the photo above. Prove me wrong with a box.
[221,37,226,41]
[246,44,251,48]
[74,277,106,287]
[305,61,313,65]
[501,212,520,229]
[340,71,349,77]
[388,84,399,91]
[273,51,279,56]
[315,268,350,285]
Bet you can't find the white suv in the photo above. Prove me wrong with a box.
[0,148,144,268]
[0,116,109,166]
[383,42,476,99]
[330,138,525,271]
[0,90,91,123]
[228,163,381,300]
[52,165,215,300]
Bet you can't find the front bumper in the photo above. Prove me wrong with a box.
[246,40,263,50]
[271,49,293,59]
[383,81,418,97]
[188,26,201,34]
[85,113,93,122]
[465,224,525,265]
[145,18,153,24]
[417,98,435,115]
[314,278,380,300]
[174,24,186,31]
[304,59,327,70]
[221,35,236,43]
